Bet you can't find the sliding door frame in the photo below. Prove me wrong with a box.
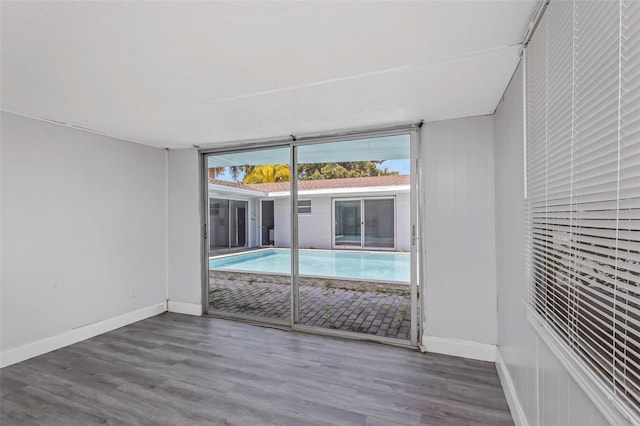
[200,124,422,347]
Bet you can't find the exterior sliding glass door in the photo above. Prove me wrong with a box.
[209,198,248,250]
[203,126,420,346]
[334,198,395,249]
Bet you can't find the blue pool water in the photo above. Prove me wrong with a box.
[209,249,409,283]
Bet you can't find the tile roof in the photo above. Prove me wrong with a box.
[207,179,253,190]
[209,175,409,193]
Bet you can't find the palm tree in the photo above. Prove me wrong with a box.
[208,166,247,182]
[242,164,290,184]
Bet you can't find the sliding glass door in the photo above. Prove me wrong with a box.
[334,198,395,249]
[209,199,248,250]
[203,128,420,345]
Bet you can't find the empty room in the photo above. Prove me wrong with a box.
[1,1,638,425]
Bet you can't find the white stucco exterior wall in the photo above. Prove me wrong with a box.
[297,196,333,249]
[273,198,291,247]
[272,193,410,251]
[395,193,411,252]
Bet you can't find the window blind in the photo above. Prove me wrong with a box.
[525,0,640,421]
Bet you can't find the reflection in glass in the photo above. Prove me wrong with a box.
[364,199,395,248]
[210,198,229,250]
[335,200,361,246]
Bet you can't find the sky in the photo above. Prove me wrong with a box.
[380,159,411,175]
[213,159,411,182]
[215,168,242,182]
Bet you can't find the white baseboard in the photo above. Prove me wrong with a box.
[421,335,497,362]
[0,302,166,368]
[496,349,528,426]
[167,300,202,316]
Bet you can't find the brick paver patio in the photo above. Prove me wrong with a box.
[209,277,413,340]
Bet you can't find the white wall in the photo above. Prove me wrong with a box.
[297,196,332,249]
[493,63,608,425]
[421,115,497,347]
[167,148,202,309]
[395,193,410,252]
[273,193,410,251]
[1,112,167,358]
[273,197,291,247]
[248,199,258,247]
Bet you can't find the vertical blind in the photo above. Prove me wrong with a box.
[525,0,640,421]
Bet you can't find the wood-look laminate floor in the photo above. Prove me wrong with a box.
[0,313,513,426]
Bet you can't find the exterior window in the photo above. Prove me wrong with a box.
[525,1,639,422]
[298,200,311,215]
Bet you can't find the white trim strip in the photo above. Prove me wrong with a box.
[421,335,497,362]
[167,301,203,316]
[292,324,415,348]
[0,302,167,368]
[268,185,410,198]
[198,122,421,153]
[496,349,529,426]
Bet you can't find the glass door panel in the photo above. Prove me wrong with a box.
[210,198,230,250]
[364,198,395,249]
[335,200,362,247]
[206,147,290,324]
[295,134,413,341]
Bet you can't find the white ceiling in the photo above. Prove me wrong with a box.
[1,1,537,149]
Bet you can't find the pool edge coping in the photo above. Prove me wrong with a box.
[208,247,411,260]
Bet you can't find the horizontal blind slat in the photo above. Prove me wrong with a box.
[527,0,640,420]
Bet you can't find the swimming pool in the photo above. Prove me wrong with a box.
[209,249,410,283]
